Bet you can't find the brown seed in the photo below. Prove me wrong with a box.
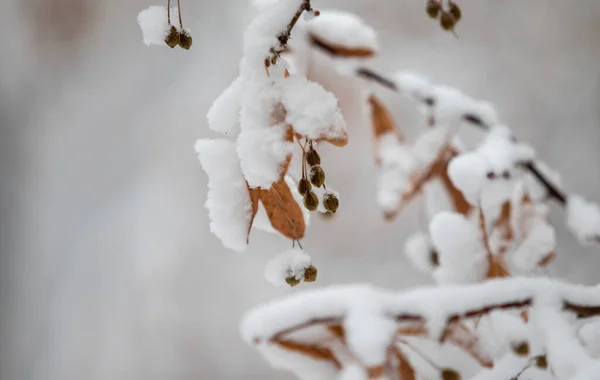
[309,165,325,187]
[426,0,441,18]
[441,368,461,380]
[178,29,193,50]
[323,193,339,214]
[535,355,548,369]
[285,276,300,287]
[306,147,321,166]
[304,265,318,282]
[512,341,530,357]
[449,2,461,22]
[440,11,456,30]
[164,25,180,48]
[304,191,319,211]
[297,178,312,196]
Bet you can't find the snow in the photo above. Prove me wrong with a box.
[207,76,244,136]
[411,127,449,168]
[374,133,416,213]
[242,0,305,72]
[394,72,433,102]
[338,364,366,380]
[429,212,489,285]
[281,75,347,143]
[404,232,436,274]
[447,152,488,205]
[511,218,556,272]
[137,6,186,46]
[264,248,312,287]
[137,6,171,46]
[242,278,600,352]
[566,194,600,244]
[194,139,253,252]
[238,80,294,188]
[306,10,379,53]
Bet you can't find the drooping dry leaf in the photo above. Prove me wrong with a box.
[258,179,306,239]
[272,339,341,369]
[309,34,376,58]
[385,146,456,221]
[247,183,261,243]
[366,365,384,379]
[279,125,295,179]
[394,347,416,380]
[369,95,403,140]
[440,163,472,216]
[316,132,348,147]
[487,255,510,279]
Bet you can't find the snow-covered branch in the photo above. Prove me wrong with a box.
[242,278,600,379]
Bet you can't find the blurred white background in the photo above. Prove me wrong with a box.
[1,0,600,379]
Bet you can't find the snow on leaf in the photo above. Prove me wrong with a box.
[566,194,600,244]
[265,248,312,287]
[207,76,245,136]
[306,10,378,58]
[447,152,488,205]
[194,138,253,252]
[404,232,437,274]
[369,95,403,142]
[238,79,295,188]
[281,75,348,146]
[137,6,183,46]
[429,212,489,285]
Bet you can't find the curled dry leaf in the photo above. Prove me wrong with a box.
[247,184,261,243]
[369,95,403,140]
[258,179,306,239]
[395,347,416,380]
[309,34,376,58]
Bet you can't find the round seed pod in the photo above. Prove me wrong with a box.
[304,191,319,211]
[449,2,461,22]
[440,11,456,31]
[304,265,318,282]
[535,355,548,369]
[297,178,312,196]
[441,368,461,380]
[285,276,300,287]
[426,0,441,18]
[178,29,193,50]
[323,193,339,214]
[164,25,180,48]
[306,147,321,166]
[309,165,325,187]
[512,341,530,357]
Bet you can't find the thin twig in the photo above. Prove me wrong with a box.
[177,0,183,28]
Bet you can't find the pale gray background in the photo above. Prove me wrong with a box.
[1,0,599,379]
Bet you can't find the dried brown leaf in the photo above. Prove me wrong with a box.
[395,347,416,380]
[247,183,261,243]
[369,95,404,140]
[259,179,306,239]
[272,339,341,369]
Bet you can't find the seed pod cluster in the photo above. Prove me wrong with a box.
[298,142,341,214]
[164,25,193,49]
[424,0,462,33]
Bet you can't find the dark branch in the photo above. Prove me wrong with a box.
[522,161,567,205]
